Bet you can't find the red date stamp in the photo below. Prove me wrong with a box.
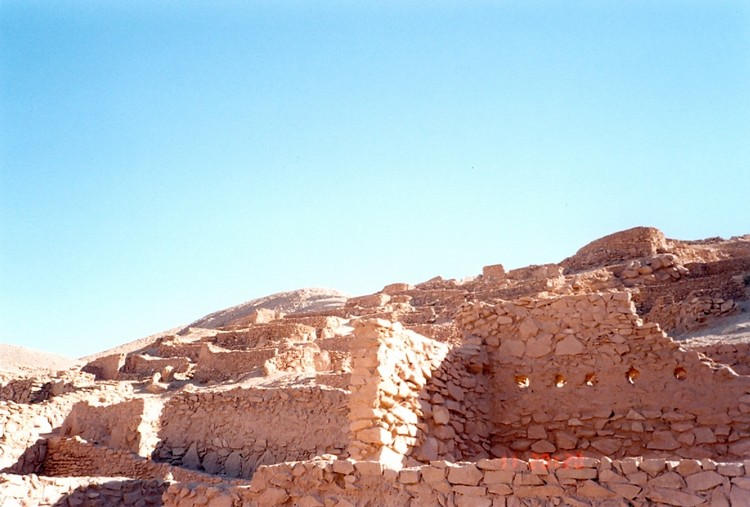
[491,451,587,470]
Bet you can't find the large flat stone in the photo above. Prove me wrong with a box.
[646,487,704,506]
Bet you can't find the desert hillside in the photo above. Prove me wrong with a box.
[0,344,81,375]
[2,226,750,506]
[79,288,349,363]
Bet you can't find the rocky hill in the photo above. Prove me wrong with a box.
[2,226,750,506]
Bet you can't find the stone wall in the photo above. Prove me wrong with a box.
[456,291,750,462]
[0,377,40,404]
[560,226,668,273]
[121,354,191,378]
[686,341,750,376]
[158,341,203,361]
[0,401,50,475]
[1,382,134,473]
[317,335,353,352]
[263,343,333,375]
[161,455,750,507]
[689,256,750,279]
[42,436,249,486]
[20,449,750,506]
[646,291,741,334]
[59,398,162,457]
[316,372,351,390]
[404,323,462,344]
[637,274,747,318]
[346,319,449,466]
[0,473,168,507]
[507,263,563,282]
[18,426,750,507]
[482,263,506,282]
[317,336,353,371]
[345,293,392,309]
[153,385,348,478]
[82,353,125,380]
[1,402,68,472]
[410,340,492,463]
[611,253,689,287]
[210,322,316,350]
[193,343,276,382]
[0,370,93,404]
[283,315,345,339]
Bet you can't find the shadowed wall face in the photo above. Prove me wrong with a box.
[153,386,348,478]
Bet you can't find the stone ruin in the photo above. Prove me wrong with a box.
[2,226,750,506]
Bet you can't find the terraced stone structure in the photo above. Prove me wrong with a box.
[2,227,750,506]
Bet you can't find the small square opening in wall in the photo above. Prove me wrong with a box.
[554,374,566,387]
[585,373,597,386]
[514,375,530,389]
[674,366,687,380]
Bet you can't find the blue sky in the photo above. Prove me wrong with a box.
[1,2,749,358]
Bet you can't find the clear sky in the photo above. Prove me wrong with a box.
[1,1,749,358]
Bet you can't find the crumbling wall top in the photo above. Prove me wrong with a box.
[561,226,668,273]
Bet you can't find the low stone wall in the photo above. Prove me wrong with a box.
[162,455,750,507]
[637,271,748,316]
[193,343,276,382]
[42,436,249,486]
[456,291,750,462]
[689,256,750,278]
[121,354,191,377]
[158,341,203,361]
[2,383,133,472]
[154,385,348,478]
[283,315,345,339]
[161,482,238,507]
[1,402,65,472]
[0,370,93,404]
[347,319,449,466]
[507,263,563,282]
[611,254,689,287]
[345,293,392,309]
[210,322,316,350]
[0,473,168,507]
[646,291,741,334]
[317,335,353,352]
[0,377,40,404]
[263,343,331,375]
[316,372,351,390]
[21,447,750,506]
